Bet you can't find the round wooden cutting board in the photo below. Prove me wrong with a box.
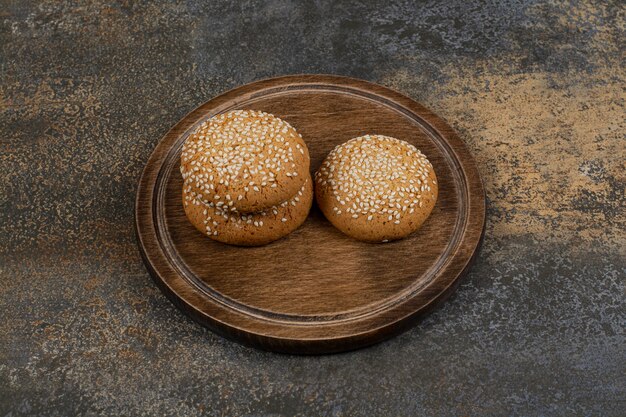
[135,75,485,354]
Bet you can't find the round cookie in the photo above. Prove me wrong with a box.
[180,109,310,212]
[183,176,313,246]
[315,135,438,243]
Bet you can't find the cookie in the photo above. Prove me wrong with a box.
[180,109,310,212]
[315,135,438,243]
[183,175,313,246]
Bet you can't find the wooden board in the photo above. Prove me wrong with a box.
[135,75,485,354]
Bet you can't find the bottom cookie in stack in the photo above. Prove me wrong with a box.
[183,175,313,246]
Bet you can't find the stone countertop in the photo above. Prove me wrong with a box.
[1,1,624,415]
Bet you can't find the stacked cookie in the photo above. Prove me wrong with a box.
[180,110,312,246]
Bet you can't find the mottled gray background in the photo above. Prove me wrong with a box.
[1,0,625,416]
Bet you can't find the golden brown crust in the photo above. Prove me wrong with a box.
[315,135,438,242]
[180,110,310,212]
[183,175,313,246]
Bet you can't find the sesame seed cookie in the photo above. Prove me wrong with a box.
[180,109,310,213]
[183,176,313,246]
[315,135,438,243]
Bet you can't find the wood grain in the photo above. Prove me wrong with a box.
[135,75,486,354]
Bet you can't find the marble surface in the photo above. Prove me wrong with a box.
[1,1,624,415]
